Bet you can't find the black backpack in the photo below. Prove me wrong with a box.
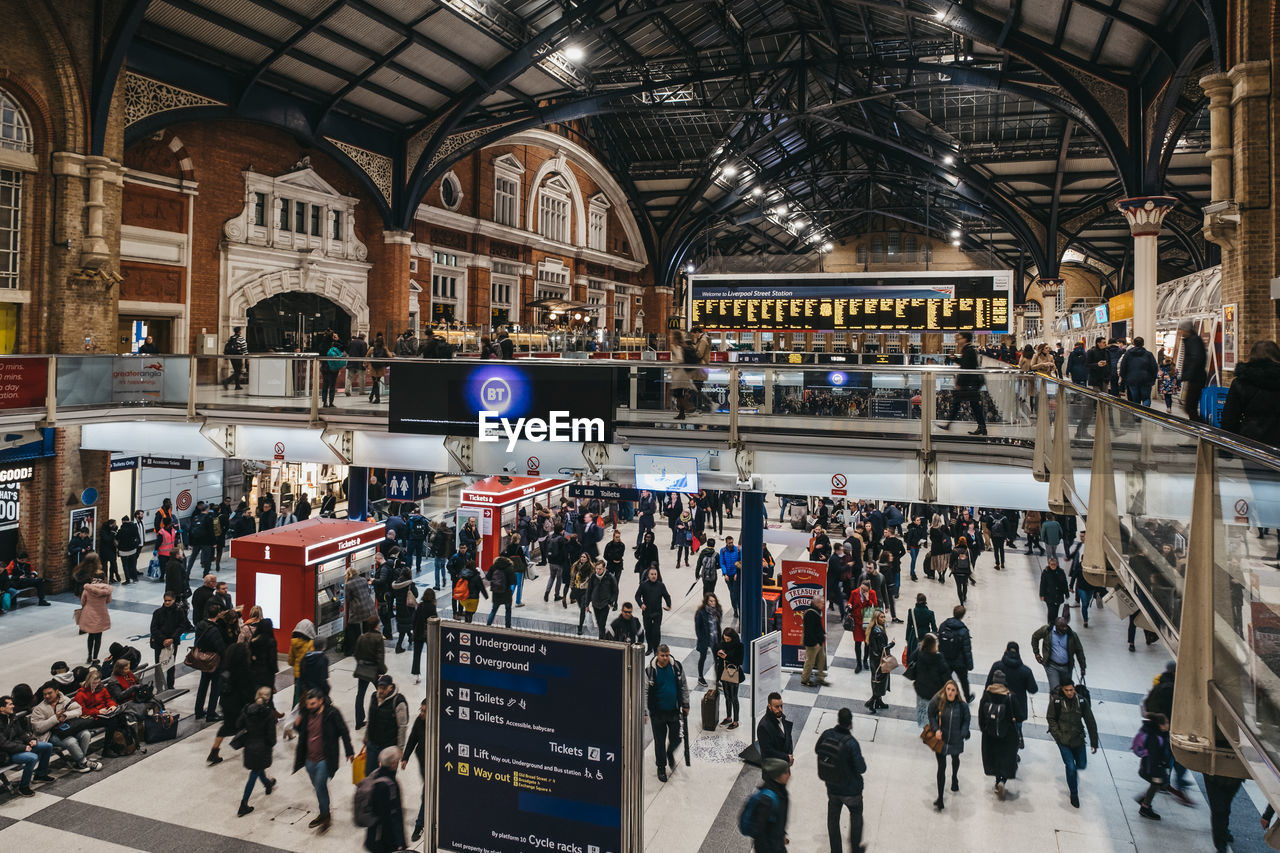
[815,728,852,785]
[192,512,213,541]
[939,624,962,663]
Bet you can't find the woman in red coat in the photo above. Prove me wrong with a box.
[846,577,879,674]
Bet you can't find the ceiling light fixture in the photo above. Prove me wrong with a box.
[686,262,696,273]
[562,44,586,62]
[574,313,583,320]
[942,154,955,165]
[752,186,764,197]
[950,228,961,239]
[822,242,834,252]
[952,239,962,247]
[722,164,738,178]
[934,10,945,20]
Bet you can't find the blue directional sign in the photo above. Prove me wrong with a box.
[385,470,415,501]
[414,471,432,499]
[432,623,638,853]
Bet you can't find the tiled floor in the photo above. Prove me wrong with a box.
[0,505,1268,851]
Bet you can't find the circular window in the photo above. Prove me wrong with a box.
[440,173,462,210]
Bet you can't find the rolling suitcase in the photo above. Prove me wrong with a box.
[700,687,720,732]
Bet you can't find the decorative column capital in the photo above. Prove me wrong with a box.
[1115,196,1178,237]
[1036,277,1064,299]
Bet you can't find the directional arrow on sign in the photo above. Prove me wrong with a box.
[446,707,454,717]
[539,644,548,656]
[447,632,456,642]
[606,752,616,762]
[445,650,455,661]
[445,761,453,772]
[446,688,453,697]
[444,743,454,753]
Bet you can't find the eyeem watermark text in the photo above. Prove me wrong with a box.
[478,410,605,451]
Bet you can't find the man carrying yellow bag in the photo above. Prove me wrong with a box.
[286,688,356,833]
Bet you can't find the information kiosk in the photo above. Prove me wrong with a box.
[456,476,571,570]
[230,518,385,653]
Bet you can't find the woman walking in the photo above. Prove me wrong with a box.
[366,336,390,403]
[236,686,278,816]
[209,634,254,765]
[865,610,893,714]
[633,530,660,580]
[79,571,113,663]
[846,577,878,674]
[674,510,692,567]
[410,589,436,685]
[715,627,743,728]
[694,593,722,687]
[979,670,1019,799]
[344,567,377,654]
[928,515,951,583]
[905,633,951,728]
[391,567,416,653]
[352,617,385,729]
[903,593,938,662]
[927,679,971,810]
[288,619,316,706]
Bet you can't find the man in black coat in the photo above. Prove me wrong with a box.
[1119,336,1158,406]
[801,596,829,688]
[1039,557,1071,625]
[1178,320,1208,421]
[290,689,355,833]
[987,641,1039,748]
[1085,337,1111,393]
[815,707,866,853]
[756,692,795,769]
[586,562,619,639]
[635,568,672,655]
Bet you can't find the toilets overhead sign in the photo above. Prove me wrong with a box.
[389,362,617,448]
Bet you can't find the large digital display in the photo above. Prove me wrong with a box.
[389,362,618,440]
[689,272,1011,333]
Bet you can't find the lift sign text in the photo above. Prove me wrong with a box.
[478,410,605,452]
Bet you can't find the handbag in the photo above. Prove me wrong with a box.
[352,747,367,784]
[920,724,945,753]
[721,664,741,684]
[354,659,378,682]
[73,607,82,626]
[144,709,180,742]
[184,647,220,673]
[879,649,900,675]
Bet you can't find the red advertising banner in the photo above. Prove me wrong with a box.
[0,359,47,409]
[779,559,828,668]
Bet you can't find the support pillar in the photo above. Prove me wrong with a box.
[1115,196,1177,346]
[347,465,369,520]
[1037,278,1062,348]
[739,491,765,666]
[372,231,412,341]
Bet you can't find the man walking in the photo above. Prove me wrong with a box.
[289,688,355,833]
[1032,616,1087,690]
[362,746,405,853]
[801,595,830,688]
[636,567,672,655]
[363,675,408,777]
[643,645,688,782]
[1046,681,1098,808]
[222,326,248,390]
[1039,557,1070,624]
[587,560,619,639]
[756,692,795,770]
[939,331,987,435]
[346,332,369,397]
[720,536,742,617]
[815,707,866,853]
[1119,336,1158,406]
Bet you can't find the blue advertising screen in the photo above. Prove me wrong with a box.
[389,361,617,441]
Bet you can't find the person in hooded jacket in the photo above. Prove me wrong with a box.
[927,680,971,811]
[248,619,278,690]
[905,633,952,728]
[1046,680,1098,808]
[1143,662,1192,801]
[289,619,316,706]
[236,686,278,816]
[1066,341,1089,385]
[1118,336,1159,406]
[979,670,1020,799]
[1222,340,1280,448]
[78,573,112,663]
[938,606,975,702]
[986,641,1038,749]
[1136,712,1171,820]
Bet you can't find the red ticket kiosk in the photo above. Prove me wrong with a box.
[457,476,571,570]
[231,518,385,653]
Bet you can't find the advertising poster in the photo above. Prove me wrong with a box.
[0,359,47,409]
[1223,303,1238,372]
[69,506,96,549]
[778,559,827,668]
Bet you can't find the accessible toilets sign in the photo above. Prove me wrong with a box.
[425,620,644,853]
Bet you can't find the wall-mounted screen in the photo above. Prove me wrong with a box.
[634,454,698,493]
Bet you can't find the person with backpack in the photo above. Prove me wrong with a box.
[903,593,938,663]
[405,508,429,576]
[235,685,278,817]
[363,674,408,786]
[1135,712,1172,820]
[695,536,719,598]
[927,679,971,811]
[186,504,216,580]
[938,605,975,702]
[1045,680,1098,809]
[979,670,1020,800]
[643,645,688,782]
[456,563,487,623]
[741,757,790,852]
[986,510,1008,570]
[446,543,472,618]
[905,633,952,729]
[815,707,866,853]
[319,332,345,409]
[1032,616,1087,690]
[950,536,973,605]
[987,640,1038,749]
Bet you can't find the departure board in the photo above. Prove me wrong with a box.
[689,272,1011,333]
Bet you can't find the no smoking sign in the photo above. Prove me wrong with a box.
[527,456,540,475]
[831,473,847,497]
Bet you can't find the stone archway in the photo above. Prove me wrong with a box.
[226,268,370,344]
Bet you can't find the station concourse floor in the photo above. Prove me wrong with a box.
[0,508,1270,853]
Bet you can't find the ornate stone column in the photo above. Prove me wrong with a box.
[1037,278,1063,349]
[1115,196,1177,345]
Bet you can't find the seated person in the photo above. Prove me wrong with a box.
[73,668,123,735]
[49,662,81,696]
[102,642,142,675]
[0,694,54,795]
[1,553,50,606]
[104,659,149,717]
[30,682,100,773]
[10,683,36,713]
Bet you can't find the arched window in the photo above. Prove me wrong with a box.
[0,89,32,291]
